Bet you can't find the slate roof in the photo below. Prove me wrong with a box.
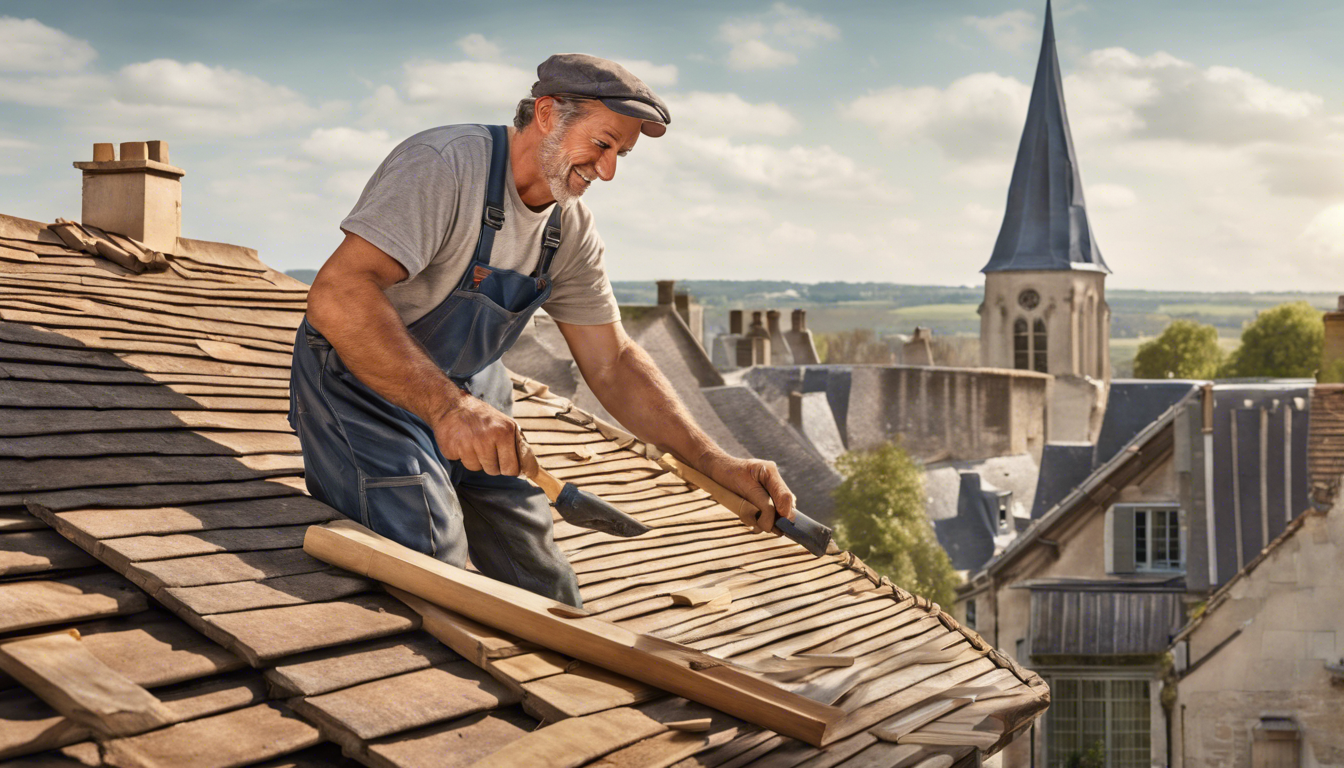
[0,211,1048,766]
[981,0,1108,274]
[1093,381,1201,467]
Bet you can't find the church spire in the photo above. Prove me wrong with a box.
[981,0,1109,273]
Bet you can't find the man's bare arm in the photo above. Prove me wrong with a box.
[306,232,520,475]
[556,320,796,532]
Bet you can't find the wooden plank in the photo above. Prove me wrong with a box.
[580,549,817,603]
[292,659,519,741]
[152,671,268,726]
[0,379,199,410]
[589,731,712,768]
[0,409,293,438]
[125,547,327,590]
[0,510,46,532]
[202,593,420,666]
[0,304,296,346]
[0,688,90,761]
[195,340,291,367]
[100,702,321,768]
[117,354,290,381]
[0,431,296,460]
[264,632,456,697]
[0,361,156,384]
[0,455,297,495]
[307,521,845,747]
[160,570,371,616]
[0,574,147,634]
[0,530,97,576]
[146,372,288,388]
[470,707,666,768]
[0,339,130,370]
[520,662,661,721]
[77,612,245,688]
[363,708,535,768]
[486,651,569,685]
[50,496,334,540]
[390,589,535,665]
[0,632,175,737]
[98,525,310,568]
[19,477,302,515]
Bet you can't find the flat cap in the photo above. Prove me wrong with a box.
[532,53,671,137]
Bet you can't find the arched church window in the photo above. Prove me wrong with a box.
[1014,318,1029,370]
[1033,318,1048,373]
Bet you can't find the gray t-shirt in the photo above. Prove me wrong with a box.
[340,124,620,327]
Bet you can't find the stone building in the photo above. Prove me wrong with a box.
[978,1,1110,445]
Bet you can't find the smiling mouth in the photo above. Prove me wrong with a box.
[571,168,593,189]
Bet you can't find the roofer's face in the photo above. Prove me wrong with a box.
[540,101,642,205]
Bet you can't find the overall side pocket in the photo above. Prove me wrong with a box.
[360,474,437,557]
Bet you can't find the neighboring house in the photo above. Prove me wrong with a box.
[1166,385,1344,767]
[957,379,1316,767]
[0,140,1046,765]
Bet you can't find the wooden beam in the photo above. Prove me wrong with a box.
[468,707,666,768]
[305,520,844,746]
[0,631,175,737]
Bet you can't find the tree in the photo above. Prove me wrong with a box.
[1220,301,1323,379]
[832,442,959,608]
[1132,320,1224,379]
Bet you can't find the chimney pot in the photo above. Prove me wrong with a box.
[729,309,743,335]
[751,336,771,366]
[674,292,690,314]
[656,280,676,305]
[766,309,782,334]
[788,391,804,429]
[147,140,169,164]
[120,142,148,161]
[791,309,806,332]
[92,143,115,162]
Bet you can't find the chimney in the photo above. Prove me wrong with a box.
[1323,296,1344,381]
[729,310,744,335]
[751,335,771,366]
[656,280,676,306]
[788,391,804,430]
[748,311,768,338]
[74,141,184,254]
[766,310,782,335]
[791,309,806,332]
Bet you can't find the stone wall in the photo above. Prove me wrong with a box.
[1173,501,1344,767]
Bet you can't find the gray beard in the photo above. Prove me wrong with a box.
[538,127,580,208]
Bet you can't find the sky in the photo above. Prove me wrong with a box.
[1,0,1342,292]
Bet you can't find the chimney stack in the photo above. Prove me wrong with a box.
[729,310,744,335]
[788,391,804,430]
[791,309,806,332]
[74,141,184,253]
[656,280,676,306]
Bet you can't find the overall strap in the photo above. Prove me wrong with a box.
[533,205,564,277]
[470,125,510,267]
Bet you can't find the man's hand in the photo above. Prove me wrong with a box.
[430,394,521,476]
[702,454,797,535]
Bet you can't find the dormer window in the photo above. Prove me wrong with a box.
[1106,504,1185,574]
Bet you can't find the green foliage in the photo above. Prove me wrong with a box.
[1065,741,1105,768]
[832,442,958,607]
[1132,320,1224,379]
[1220,301,1323,378]
[818,329,895,364]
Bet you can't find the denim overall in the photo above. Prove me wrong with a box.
[288,125,581,606]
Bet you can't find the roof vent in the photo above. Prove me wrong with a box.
[74,141,184,254]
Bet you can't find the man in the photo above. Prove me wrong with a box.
[290,54,795,608]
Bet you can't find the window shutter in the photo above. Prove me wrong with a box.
[1108,505,1137,574]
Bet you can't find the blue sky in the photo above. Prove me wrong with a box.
[2,1,1342,291]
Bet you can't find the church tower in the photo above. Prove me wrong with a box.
[979,1,1110,389]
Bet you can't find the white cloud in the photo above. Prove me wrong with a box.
[1302,203,1344,258]
[719,4,839,71]
[614,59,678,89]
[0,17,96,73]
[301,127,397,166]
[0,135,36,175]
[843,72,1030,161]
[1087,183,1137,210]
[963,10,1037,52]
[668,134,903,202]
[669,91,798,137]
[457,33,502,62]
[360,59,532,132]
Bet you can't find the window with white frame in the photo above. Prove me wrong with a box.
[1135,507,1182,571]
[964,599,977,630]
[1046,677,1151,768]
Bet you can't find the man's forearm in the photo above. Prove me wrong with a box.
[307,276,463,425]
[588,339,730,472]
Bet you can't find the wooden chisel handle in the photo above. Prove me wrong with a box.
[515,429,563,502]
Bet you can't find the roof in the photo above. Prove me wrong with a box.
[1094,381,1202,467]
[699,385,840,525]
[1025,583,1186,657]
[981,0,1109,275]
[934,475,999,573]
[0,212,1048,765]
[1029,443,1094,519]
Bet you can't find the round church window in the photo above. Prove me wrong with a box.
[1018,289,1040,310]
